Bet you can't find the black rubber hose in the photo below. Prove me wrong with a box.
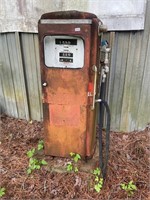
[99,103,103,170]
[99,100,111,179]
[99,81,106,127]
[98,80,106,172]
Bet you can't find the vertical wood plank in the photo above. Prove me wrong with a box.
[33,34,43,120]
[0,33,18,117]
[108,32,130,131]
[15,32,30,119]
[0,62,6,114]
[137,34,150,129]
[20,33,42,121]
[0,33,29,119]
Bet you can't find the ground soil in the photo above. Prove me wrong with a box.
[0,114,150,199]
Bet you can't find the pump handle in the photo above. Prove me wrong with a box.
[91,65,97,110]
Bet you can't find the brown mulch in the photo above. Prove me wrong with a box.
[0,114,150,199]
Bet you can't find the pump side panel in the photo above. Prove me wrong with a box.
[39,24,91,157]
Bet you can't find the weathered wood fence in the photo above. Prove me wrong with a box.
[0,1,150,132]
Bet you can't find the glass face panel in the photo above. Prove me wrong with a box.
[44,35,84,69]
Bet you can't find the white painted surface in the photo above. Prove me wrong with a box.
[0,0,147,32]
[44,35,84,68]
[40,19,92,24]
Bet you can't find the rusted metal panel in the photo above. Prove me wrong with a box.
[50,105,80,126]
[38,11,101,157]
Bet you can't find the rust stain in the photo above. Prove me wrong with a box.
[49,105,80,126]
[38,10,101,158]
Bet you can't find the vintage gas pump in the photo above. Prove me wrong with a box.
[38,11,108,160]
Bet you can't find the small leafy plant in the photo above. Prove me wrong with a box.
[66,162,73,172]
[27,158,47,175]
[94,177,103,193]
[27,148,35,158]
[120,181,137,196]
[27,140,47,175]
[92,168,103,193]
[66,152,81,173]
[93,167,101,176]
[37,140,44,151]
[70,152,81,163]
[0,187,6,198]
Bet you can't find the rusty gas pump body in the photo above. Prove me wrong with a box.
[38,11,103,158]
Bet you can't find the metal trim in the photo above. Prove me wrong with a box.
[40,19,92,24]
[91,65,97,110]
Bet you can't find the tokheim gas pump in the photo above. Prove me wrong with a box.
[38,11,110,178]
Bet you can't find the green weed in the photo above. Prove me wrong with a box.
[27,140,47,175]
[27,148,35,158]
[120,181,137,196]
[66,152,81,173]
[0,187,6,198]
[92,168,103,193]
[37,140,44,151]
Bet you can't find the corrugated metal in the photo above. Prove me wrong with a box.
[0,0,150,131]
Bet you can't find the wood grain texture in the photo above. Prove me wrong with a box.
[0,1,150,130]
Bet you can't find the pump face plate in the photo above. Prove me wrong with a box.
[44,35,84,69]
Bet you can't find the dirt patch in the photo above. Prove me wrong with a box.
[0,114,150,199]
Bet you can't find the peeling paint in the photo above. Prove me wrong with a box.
[0,0,147,32]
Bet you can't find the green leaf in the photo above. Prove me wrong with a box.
[121,183,126,190]
[37,140,44,151]
[120,181,137,196]
[99,178,103,185]
[74,154,81,163]
[35,165,41,169]
[94,184,101,193]
[40,159,47,165]
[128,181,137,191]
[74,167,78,172]
[93,168,101,176]
[0,187,6,197]
[129,180,133,185]
[70,152,75,157]
[66,163,73,171]
[29,158,34,164]
[99,183,103,189]
[95,176,99,182]
[131,184,137,190]
[27,148,35,158]
[27,168,32,175]
[29,158,38,165]
[32,165,37,170]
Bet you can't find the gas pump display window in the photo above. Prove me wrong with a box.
[55,39,77,45]
[44,35,84,68]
